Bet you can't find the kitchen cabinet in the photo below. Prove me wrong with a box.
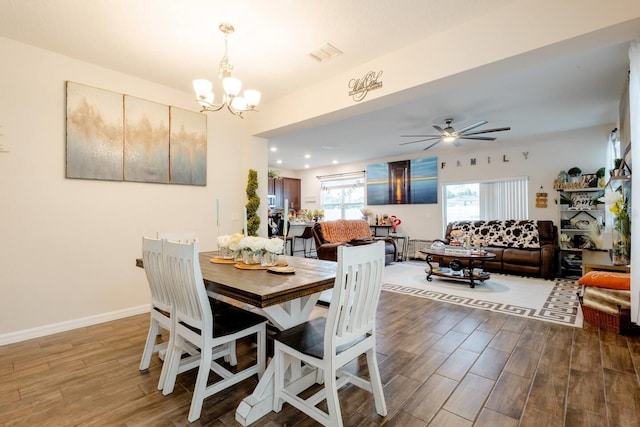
[282,177,301,212]
[270,177,301,212]
[268,177,276,196]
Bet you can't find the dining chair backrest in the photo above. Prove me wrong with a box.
[162,239,210,333]
[326,241,385,354]
[142,236,171,312]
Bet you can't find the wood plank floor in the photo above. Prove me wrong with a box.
[2,290,640,426]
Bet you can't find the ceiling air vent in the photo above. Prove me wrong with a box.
[309,43,343,63]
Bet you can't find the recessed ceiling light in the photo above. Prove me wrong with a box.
[332,160,338,164]
[277,160,282,164]
[304,164,310,168]
[270,147,277,152]
[304,154,311,159]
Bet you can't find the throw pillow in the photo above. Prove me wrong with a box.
[578,271,631,290]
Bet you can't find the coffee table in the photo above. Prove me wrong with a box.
[419,248,496,288]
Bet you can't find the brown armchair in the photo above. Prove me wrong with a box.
[312,220,397,265]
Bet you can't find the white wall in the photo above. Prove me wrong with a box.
[0,38,266,341]
[296,125,610,241]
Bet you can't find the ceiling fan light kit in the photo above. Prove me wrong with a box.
[193,23,261,118]
[400,118,511,150]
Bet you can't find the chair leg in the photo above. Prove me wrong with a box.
[139,316,159,371]
[256,326,266,379]
[225,341,237,366]
[272,344,285,412]
[162,335,185,396]
[324,369,343,427]
[188,344,214,422]
[366,348,387,416]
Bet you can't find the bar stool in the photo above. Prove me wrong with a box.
[276,218,294,256]
[294,226,316,258]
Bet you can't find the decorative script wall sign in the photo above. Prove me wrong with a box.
[348,71,383,102]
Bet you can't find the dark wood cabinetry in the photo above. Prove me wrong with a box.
[267,177,277,196]
[269,177,301,212]
[282,177,301,212]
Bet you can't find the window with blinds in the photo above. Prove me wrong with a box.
[319,173,365,220]
[443,177,529,227]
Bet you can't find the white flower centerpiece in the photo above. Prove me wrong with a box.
[226,233,245,261]
[217,234,237,259]
[240,236,267,264]
[262,237,285,266]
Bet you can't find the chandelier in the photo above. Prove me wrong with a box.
[193,23,261,118]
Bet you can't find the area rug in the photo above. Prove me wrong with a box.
[382,261,583,328]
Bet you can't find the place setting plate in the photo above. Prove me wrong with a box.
[267,266,296,274]
[210,257,237,264]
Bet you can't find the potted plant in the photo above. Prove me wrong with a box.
[245,169,260,236]
[567,167,582,183]
[612,158,625,176]
[596,167,606,187]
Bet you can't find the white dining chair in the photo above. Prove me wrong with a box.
[272,242,388,426]
[161,239,267,422]
[156,231,238,367]
[139,237,171,373]
[139,237,201,391]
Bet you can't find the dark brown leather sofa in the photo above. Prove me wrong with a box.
[312,220,397,265]
[434,220,558,280]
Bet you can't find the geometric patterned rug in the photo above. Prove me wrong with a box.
[382,262,583,327]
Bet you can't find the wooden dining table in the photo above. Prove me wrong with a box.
[136,251,337,425]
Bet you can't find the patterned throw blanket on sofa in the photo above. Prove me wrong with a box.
[319,219,373,243]
[450,220,540,249]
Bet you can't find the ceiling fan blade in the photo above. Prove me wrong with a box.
[422,140,442,151]
[455,120,488,134]
[462,127,511,136]
[400,134,441,138]
[399,137,441,146]
[458,136,497,141]
[433,125,444,133]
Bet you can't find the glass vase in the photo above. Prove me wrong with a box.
[612,240,630,266]
[261,251,279,267]
[218,246,234,259]
[242,250,262,265]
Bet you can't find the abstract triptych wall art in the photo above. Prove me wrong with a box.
[66,81,207,186]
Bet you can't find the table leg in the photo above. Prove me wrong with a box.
[468,259,476,288]
[426,255,434,281]
[229,293,322,425]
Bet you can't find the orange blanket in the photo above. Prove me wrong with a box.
[319,220,372,243]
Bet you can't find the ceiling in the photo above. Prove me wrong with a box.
[0,0,636,171]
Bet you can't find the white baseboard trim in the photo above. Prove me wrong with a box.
[0,304,151,346]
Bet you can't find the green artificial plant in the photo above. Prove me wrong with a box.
[567,167,582,177]
[245,169,261,236]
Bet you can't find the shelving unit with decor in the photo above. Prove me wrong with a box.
[557,187,606,278]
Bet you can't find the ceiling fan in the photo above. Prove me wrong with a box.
[400,118,511,151]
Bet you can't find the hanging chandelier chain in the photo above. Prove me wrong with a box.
[218,25,234,79]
